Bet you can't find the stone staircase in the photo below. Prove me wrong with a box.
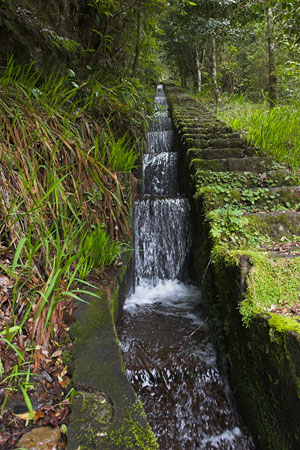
[165,83,300,450]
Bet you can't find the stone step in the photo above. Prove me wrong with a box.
[198,186,300,213]
[176,115,220,123]
[181,125,234,135]
[187,147,256,161]
[245,211,300,243]
[173,114,220,124]
[183,131,242,141]
[191,156,274,173]
[193,169,295,189]
[189,137,246,149]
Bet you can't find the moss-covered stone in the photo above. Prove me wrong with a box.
[68,279,157,449]
[211,256,300,450]
[190,156,274,173]
[193,169,295,191]
[102,401,159,450]
[187,147,244,161]
[197,185,300,213]
[247,212,300,240]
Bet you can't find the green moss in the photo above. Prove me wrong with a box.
[103,401,159,450]
[247,213,300,240]
[268,315,300,335]
[239,254,300,326]
[206,206,270,253]
[190,158,223,172]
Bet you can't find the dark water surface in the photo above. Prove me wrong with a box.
[118,281,254,449]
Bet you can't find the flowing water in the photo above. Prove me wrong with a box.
[118,85,255,449]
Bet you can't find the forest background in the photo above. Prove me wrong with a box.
[0,0,300,447]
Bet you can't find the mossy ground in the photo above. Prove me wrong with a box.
[241,253,300,327]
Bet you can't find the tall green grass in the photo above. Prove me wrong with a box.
[218,94,300,171]
[0,59,153,408]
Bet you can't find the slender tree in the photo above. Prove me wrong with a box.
[132,3,142,76]
[211,33,221,103]
[267,4,277,105]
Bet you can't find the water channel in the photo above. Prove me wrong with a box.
[118,85,255,449]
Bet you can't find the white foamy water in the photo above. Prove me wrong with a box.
[124,279,201,312]
[147,130,174,153]
[135,198,192,283]
[200,426,243,447]
[144,152,178,195]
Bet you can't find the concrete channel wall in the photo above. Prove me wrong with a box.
[67,260,158,449]
[164,83,300,450]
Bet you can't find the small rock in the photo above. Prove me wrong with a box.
[41,369,53,383]
[17,426,60,450]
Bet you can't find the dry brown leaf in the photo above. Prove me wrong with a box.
[0,275,14,288]
[14,409,44,421]
[58,376,70,389]
[51,349,62,358]
[60,366,68,378]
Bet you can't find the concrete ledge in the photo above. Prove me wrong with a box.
[67,269,158,450]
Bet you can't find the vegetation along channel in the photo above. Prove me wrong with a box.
[2,1,300,449]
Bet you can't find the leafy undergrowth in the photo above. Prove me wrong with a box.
[0,60,153,448]
[217,94,300,171]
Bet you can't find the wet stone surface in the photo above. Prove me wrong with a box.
[17,426,61,450]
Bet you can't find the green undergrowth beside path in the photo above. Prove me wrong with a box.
[0,59,154,417]
[217,94,300,171]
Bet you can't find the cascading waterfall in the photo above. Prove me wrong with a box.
[118,85,254,449]
[135,198,191,283]
[147,130,174,153]
[144,153,179,196]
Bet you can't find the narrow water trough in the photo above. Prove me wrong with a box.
[117,86,255,449]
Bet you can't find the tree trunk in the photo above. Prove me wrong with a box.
[211,34,220,105]
[131,6,141,77]
[180,67,187,88]
[196,47,205,93]
[267,6,277,106]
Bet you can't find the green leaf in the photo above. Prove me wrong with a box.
[0,338,25,362]
[0,325,21,337]
[19,383,34,424]
[11,237,27,276]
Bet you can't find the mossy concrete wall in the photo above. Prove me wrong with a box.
[165,82,300,450]
[67,262,158,450]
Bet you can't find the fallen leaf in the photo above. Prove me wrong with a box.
[59,376,70,389]
[60,366,68,378]
[14,409,44,421]
[52,349,62,358]
[0,275,14,288]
